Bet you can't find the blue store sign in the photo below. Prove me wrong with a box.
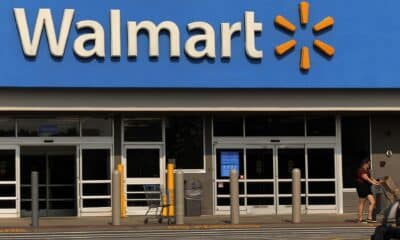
[0,0,399,88]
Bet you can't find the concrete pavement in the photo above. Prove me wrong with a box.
[0,213,382,233]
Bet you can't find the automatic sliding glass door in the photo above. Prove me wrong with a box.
[214,144,337,215]
[20,146,76,217]
[245,147,275,214]
[276,146,306,214]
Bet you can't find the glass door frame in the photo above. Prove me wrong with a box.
[78,143,113,216]
[305,143,338,213]
[275,144,307,215]
[122,144,165,215]
[0,145,19,217]
[213,144,277,215]
[243,145,276,215]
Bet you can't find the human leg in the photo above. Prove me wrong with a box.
[367,194,376,220]
[358,198,366,222]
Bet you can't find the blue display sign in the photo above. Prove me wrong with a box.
[0,0,399,88]
[220,151,240,177]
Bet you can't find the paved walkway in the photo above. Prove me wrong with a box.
[0,213,382,233]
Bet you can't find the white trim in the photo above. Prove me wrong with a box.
[336,115,344,214]
[343,188,357,193]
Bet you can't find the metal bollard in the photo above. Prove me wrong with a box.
[31,171,39,228]
[175,170,185,225]
[230,169,240,224]
[112,170,121,226]
[292,168,301,224]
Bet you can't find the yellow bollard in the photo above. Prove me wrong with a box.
[117,164,127,218]
[167,160,175,217]
[162,190,168,217]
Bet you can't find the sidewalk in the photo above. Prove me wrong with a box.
[0,213,381,233]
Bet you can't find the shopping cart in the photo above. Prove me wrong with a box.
[374,177,400,219]
[374,185,394,217]
[143,184,169,224]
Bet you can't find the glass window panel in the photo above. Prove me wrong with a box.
[0,150,15,181]
[48,154,75,184]
[245,115,305,136]
[246,149,273,179]
[247,198,274,205]
[127,193,146,199]
[341,116,370,188]
[124,119,162,142]
[83,183,110,196]
[279,197,306,205]
[49,201,74,210]
[308,182,335,194]
[126,149,160,178]
[308,149,335,179]
[83,199,110,208]
[217,198,245,206]
[127,184,146,192]
[308,197,336,205]
[213,116,243,137]
[216,149,244,179]
[247,182,274,195]
[278,182,306,194]
[278,148,305,178]
[18,119,79,137]
[0,185,15,197]
[20,154,46,184]
[48,186,75,199]
[0,119,15,137]
[82,118,112,136]
[127,201,148,207]
[0,200,16,209]
[166,117,204,169]
[216,182,245,195]
[82,149,110,180]
[306,116,336,136]
[21,201,47,211]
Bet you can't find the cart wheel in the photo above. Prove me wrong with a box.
[144,218,149,224]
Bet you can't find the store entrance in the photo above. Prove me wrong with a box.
[214,144,337,215]
[20,146,76,217]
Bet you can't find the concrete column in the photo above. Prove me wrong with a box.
[112,170,121,226]
[292,168,301,224]
[31,171,39,228]
[230,169,240,224]
[175,170,185,225]
[113,115,122,167]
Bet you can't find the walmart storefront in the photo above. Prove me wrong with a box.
[0,0,399,217]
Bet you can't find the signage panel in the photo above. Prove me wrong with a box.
[0,0,399,88]
[220,151,240,177]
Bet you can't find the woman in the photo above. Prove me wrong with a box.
[356,159,380,223]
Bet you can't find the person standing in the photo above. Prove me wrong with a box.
[356,159,380,223]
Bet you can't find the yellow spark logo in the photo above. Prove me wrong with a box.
[275,1,335,71]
